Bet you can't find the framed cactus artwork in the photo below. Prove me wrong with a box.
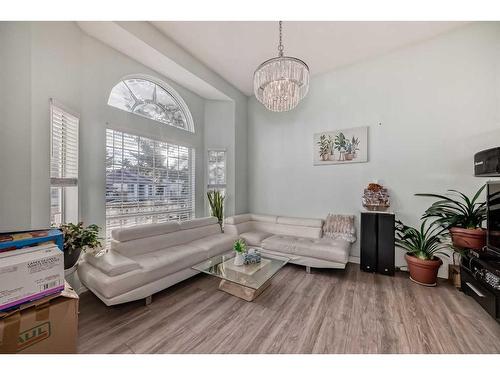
[313,126,368,165]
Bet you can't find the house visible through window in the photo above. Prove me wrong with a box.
[207,149,226,194]
[105,129,195,242]
[108,77,194,133]
[50,99,79,226]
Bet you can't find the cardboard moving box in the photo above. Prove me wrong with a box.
[0,282,79,354]
[0,244,65,311]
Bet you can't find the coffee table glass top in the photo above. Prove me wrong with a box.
[192,252,289,290]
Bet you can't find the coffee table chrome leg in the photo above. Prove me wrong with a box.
[306,266,311,274]
[145,295,152,305]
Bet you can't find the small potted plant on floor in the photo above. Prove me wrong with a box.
[395,219,449,286]
[207,189,225,232]
[60,222,102,269]
[415,185,486,250]
[233,238,247,266]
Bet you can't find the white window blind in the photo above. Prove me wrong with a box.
[207,149,226,191]
[50,100,79,226]
[106,129,195,242]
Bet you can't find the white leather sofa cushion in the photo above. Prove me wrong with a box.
[252,222,322,239]
[189,233,237,257]
[277,216,323,228]
[111,224,221,257]
[225,214,252,225]
[180,217,218,230]
[262,235,350,264]
[112,221,180,242]
[134,244,207,276]
[83,251,141,276]
[81,245,207,300]
[240,231,273,246]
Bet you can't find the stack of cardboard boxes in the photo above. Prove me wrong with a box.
[0,230,79,354]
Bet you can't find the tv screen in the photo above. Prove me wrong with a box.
[487,181,500,254]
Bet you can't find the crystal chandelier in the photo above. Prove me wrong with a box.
[253,21,310,112]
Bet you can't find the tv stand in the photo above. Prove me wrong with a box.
[460,250,500,322]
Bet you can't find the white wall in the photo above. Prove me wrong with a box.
[248,22,500,275]
[0,21,247,234]
[0,22,32,230]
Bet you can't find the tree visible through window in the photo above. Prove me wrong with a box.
[105,129,195,242]
[108,77,194,132]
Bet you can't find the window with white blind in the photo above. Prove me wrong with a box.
[105,129,195,242]
[50,99,79,226]
[207,149,226,192]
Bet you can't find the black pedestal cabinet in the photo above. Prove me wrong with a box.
[360,211,395,276]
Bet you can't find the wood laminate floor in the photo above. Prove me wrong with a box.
[77,263,500,354]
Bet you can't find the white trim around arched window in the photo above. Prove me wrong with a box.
[107,74,195,133]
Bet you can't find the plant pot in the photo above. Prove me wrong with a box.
[345,153,354,161]
[64,248,82,270]
[405,253,443,287]
[321,154,329,161]
[234,252,245,266]
[449,227,486,250]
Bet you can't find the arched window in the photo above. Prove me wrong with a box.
[108,77,194,132]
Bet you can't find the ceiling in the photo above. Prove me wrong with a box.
[152,21,467,96]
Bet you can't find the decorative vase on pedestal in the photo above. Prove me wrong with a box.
[234,252,245,266]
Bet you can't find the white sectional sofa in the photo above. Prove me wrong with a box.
[224,213,354,270]
[78,217,236,306]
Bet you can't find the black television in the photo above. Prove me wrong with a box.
[486,180,500,255]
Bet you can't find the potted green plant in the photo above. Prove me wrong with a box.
[233,238,247,266]
[415,185,486,250]
[334,132,347,161]
[395,219,449,286]
[207,189,225,232]
[60,222,102,269]
[317,134,333,161]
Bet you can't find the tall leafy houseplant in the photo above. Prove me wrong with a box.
[60,222,102,269]
[395,219,449,286]
[207,190,225,231]
[415,185,486,250]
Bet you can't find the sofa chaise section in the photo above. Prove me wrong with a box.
[78,217,237,306]
[224,213,354,270]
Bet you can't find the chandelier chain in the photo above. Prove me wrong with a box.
[278,21,284,57]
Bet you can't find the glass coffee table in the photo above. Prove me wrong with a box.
[192,252,289,301]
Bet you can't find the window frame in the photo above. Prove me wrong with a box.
[207,149,227,191]
[107,75,195,133]
[49,98,79,226]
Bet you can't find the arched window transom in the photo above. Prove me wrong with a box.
[108,77,194,132]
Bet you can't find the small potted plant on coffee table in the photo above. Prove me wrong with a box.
[415,185,486,250]
[233,238,247,266]
[395,218,449,286]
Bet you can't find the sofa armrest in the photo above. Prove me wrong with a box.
[83,251,141,277]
